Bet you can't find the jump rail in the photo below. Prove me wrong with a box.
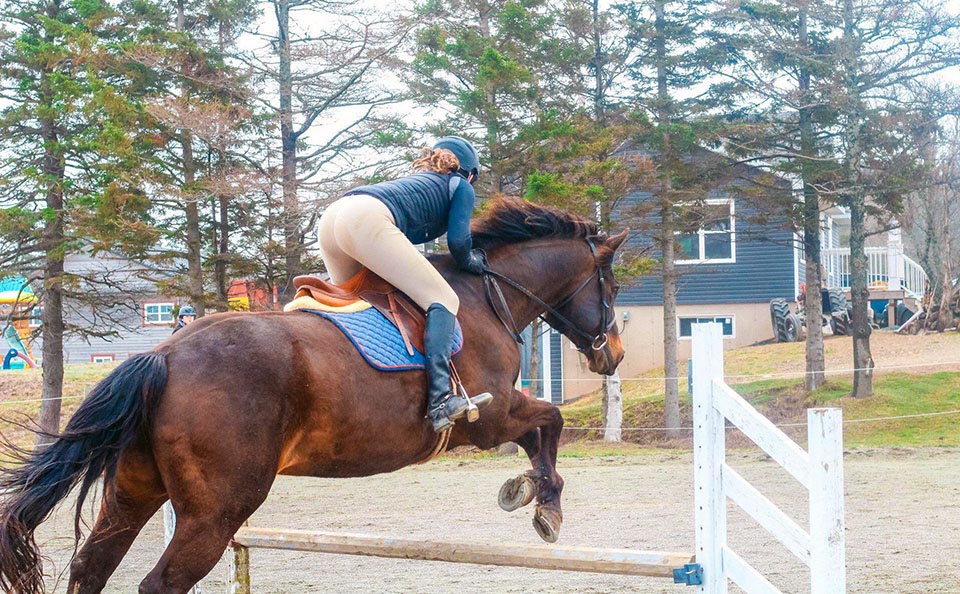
[219,323,846,593]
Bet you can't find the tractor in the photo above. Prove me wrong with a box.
[770,285,853,343]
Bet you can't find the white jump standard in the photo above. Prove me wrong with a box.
[223,323,846,593]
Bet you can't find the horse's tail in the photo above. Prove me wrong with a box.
[0,351,167,594]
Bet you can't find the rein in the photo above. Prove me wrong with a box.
[481,239,614,353]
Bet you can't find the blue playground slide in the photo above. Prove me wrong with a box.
[2,325,35,369]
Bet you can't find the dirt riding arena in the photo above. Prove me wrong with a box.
[37,448,960,594]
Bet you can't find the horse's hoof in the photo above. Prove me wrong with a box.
[533,506,562,543]
[498,475,536,512]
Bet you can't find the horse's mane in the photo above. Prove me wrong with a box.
[471,198,606,255]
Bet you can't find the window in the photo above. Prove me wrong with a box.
[28,308,42,328]
[678,316,735,339]
[91,354,116,363]
[144,302,174,325]
[676,199,735,264]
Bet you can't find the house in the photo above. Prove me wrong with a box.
[29,249,184,365]
[524,184,928,404]
[522,153,799,402]
[26,251,282,366]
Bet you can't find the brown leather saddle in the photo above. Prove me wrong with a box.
[290,269,428,355]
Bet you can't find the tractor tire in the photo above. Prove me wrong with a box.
[770,298,791,342]
[896,303,915,327]
[784,313,804,342]
[826,288,849,314]
[830,311,850,336]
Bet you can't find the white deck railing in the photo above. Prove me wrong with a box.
[821,247,927,299]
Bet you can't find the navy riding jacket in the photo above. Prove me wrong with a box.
[345,171,476,270]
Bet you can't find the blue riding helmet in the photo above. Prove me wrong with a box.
[178,305,197,318]
[433,136,480,184]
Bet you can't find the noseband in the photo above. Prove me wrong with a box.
[481,239,616,353]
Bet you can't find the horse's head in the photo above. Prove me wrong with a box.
[541,230,628,376]
[471,199,630,377]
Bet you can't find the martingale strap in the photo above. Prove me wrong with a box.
[483,273,526,345]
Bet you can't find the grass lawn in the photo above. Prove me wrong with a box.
[561,331,960,449]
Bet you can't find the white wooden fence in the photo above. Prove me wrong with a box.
[692,323,846,594]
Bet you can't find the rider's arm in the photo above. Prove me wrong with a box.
[447,179,478,270]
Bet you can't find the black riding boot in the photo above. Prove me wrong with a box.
[425,303,470,432]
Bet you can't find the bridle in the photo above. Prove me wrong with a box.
[481,238,616,353]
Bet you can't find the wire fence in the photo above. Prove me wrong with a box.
[2,360,959,433]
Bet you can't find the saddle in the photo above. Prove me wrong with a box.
[285,268,429,355]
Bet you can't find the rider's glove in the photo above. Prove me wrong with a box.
[463,249,488,275]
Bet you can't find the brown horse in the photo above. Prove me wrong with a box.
[0,199,627,594]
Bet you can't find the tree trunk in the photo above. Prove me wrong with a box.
[938,214,955,330]
[591,0,605,126]
[798,5,826,391]
[662,207,681,435]
[178,0,204,317]
[216,193,230,309]
[37,12,66,444]
[655,0,681,436]
[528,318,541,400]
[278,0,301,301]
[849,197,874,396]
[842,0,873,397]
[603,371,622,442]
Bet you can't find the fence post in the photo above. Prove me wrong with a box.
[692,323,727,594]
[227,541,251,594]
[807,408,846,594]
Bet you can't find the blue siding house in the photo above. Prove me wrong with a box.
[530,153,800,402]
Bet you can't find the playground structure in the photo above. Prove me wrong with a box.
[0,277,37,369]
[214,323,845,594]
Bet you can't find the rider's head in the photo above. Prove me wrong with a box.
[178,305,197,324]
[413,136,480,185]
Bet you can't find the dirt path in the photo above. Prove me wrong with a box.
[33,448,960,594]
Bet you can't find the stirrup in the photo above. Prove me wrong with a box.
[428,394,469,432]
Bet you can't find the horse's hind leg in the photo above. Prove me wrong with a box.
[68,449,166,594]
[137,447,277,593]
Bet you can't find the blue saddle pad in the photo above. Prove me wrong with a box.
[302,307,463,372]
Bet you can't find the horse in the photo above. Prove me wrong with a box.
[0,199,628,594]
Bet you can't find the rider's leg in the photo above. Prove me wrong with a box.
[333,196,473,431]
[317,198,363,284]
[422,302,470,431]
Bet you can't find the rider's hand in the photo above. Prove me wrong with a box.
[463,249,488,275]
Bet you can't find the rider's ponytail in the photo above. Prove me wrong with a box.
[413,147,460,175]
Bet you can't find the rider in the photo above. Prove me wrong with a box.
[317,136,488,432]
[172,305,197,334]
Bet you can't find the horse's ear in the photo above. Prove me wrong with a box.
[606,229,630,253]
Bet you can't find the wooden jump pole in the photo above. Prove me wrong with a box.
[226,527,694,593]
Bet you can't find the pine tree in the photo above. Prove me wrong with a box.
[622,0,725,436]
[710,0,840,391]
[829,0,960,396]
[0,0,156,440]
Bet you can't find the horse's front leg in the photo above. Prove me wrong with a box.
[495,390,565,543]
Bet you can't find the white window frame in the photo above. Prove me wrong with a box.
[678,315,736,340]
[143,302,175,325]
[28,307,42,328]
[675,198,736,265]
[91,354,116,363]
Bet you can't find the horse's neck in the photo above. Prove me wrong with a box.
[454,242,584,330]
